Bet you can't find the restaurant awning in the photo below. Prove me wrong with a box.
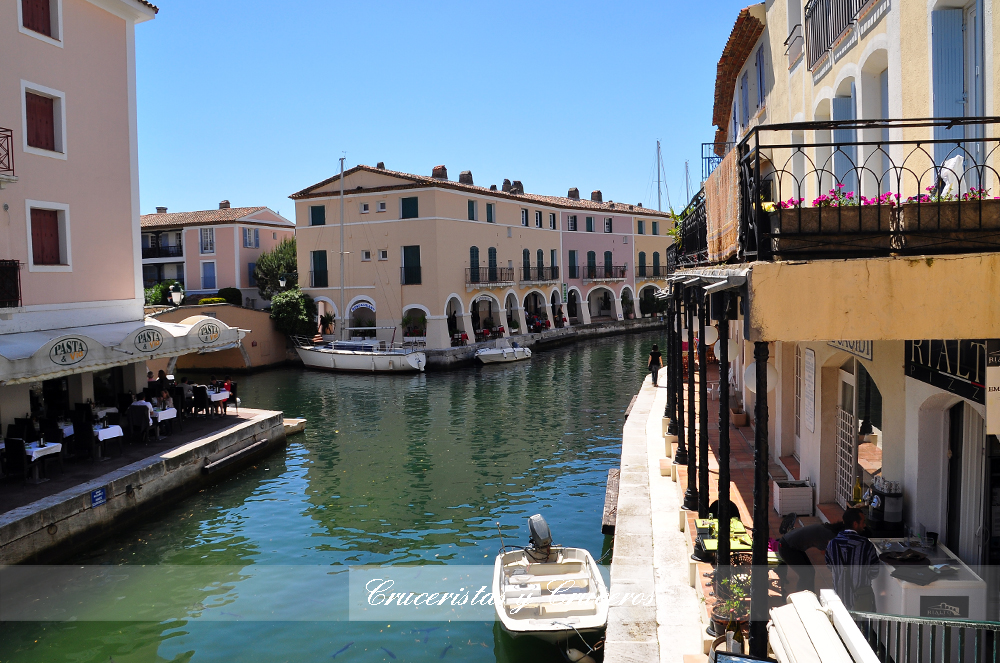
[0,315,245,385]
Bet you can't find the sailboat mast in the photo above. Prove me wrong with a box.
[339,156,346,341]
[656,140,662,212]
[685,160,690,204]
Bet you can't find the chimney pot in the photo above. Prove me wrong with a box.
[459,170,474,185]
[376,162,385,170]
[219,200,230,209]
[156,206,167,214]
[502,179,512,193]
[490,184,498,191]
[511,180,524,195]
[637,203,643,208]
[568,187,580,199]
[431,165,448,180]
[591,190,603,203]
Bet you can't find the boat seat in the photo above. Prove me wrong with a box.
[508,571,591,586]
[524,561,585,576]
[504,592,597,608]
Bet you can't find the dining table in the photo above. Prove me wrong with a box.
[151,407,177,440]
[91,424,123,461]
[23,441,62,484]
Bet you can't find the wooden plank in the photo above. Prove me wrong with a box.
[602,468,620,535]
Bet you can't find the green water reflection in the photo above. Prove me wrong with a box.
[0,332,663,662]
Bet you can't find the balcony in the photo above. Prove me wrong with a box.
[400,265,422,285]
[785,23,803,68]
[804,0,866,70]
[703,142,734,181]
[310,270,329,288]
[141,244,184,259]
[694,116,1000,264]
[637,265,664,279]
[466,267,514,288]
[582,265,627,283]
[0,260,22,308]
[568,265,580,279]
[143,275,184,289]
[0,128,15,188]
[520,266,560,283]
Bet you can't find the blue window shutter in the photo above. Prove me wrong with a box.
[248,262,257,287]
[832,92,858,192]
[932,9,965,164]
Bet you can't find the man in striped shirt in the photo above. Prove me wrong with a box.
[825,508,880,611]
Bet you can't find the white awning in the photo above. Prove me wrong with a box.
[0,315,246,385]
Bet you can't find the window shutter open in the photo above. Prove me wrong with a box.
[26,92,55,151]
[932,9,965,164]
[31,209,59,264]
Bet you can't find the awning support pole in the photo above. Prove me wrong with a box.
[673,286,688,466]
[749,340,770,657]
[716,291,732,578]
[683,287,699,511]
[665,293,677,434]
[697,288,710,519]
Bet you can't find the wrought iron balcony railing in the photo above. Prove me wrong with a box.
[400,265,422,285]
[0,128,13,177]
[0,260,22,308]
[677,189,708,267]
[466,266,514,287]
[142,275,184,289]
[520,266,559,283]
[785,23,803,67]
[703,142,734,181]
[804,0,866,70]
[581,265,627,281]
[142,244,183,259]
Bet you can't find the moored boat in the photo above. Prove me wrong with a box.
[294,338,425,372]
[492,515,608,647]
[475,339,531,364]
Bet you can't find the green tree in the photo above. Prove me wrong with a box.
[254,237,298,301]
[270,287,318,337]
[218,287,243,306]
[144,280,182,306]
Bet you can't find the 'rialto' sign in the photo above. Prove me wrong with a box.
[906,339,987,403]
[50,337,88,365]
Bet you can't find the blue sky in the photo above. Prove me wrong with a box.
[136,1,751,218]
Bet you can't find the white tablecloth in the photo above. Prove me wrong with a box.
[24,442,62,462]
[58,422,74,438]
[209,390,230,402]
[153,407,176,422]
[94,425,123,441]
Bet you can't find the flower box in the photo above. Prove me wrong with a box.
[768,207,899,258]
[899,199,1000,253]
[730,408,748,427]
[773,480,812,516]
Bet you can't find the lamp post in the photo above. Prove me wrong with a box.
[169,285,183,307]
[278,275,287,288]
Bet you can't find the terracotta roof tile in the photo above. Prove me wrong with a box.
[140,206,292,229]
[711,5,766,133]
[290,165,675,218]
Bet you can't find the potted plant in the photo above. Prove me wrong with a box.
[729,394,748,427]
[319,312,335,336]
[709,577,749,638]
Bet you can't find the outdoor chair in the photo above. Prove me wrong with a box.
[15,418,39,443]
[71,411,100,460]
[171,387,186,432]
[125,405,152,446]
[193,386,209,417]
[226,382,238,415]
[3,438,30,482]
[6,423,24,441]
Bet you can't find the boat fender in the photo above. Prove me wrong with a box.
[565,649,595,663]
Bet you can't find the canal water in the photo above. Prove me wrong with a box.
[0,331,664,663]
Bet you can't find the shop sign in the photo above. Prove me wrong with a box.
[134,328,164,353]
[827,340,872,361]
[562,283,568,302]
[90,487,106,508]
[803,348,816,433]
[906,340,987,404]
[920,595,968,618]
[350,301,376,313]
[198,322,221,344]
[987,340,1000,435]
[49,337,88,365]
[476,295,493,304]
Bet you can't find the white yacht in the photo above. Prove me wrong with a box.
[492,515,608,646]
[294,338,425,372]
[475,339,531,364]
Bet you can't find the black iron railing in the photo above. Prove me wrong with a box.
[785,23,803,66]
[0,128,13,177]
[581,265,627,281]
[734,116,1000,262]
[852,609,1000,663]
[142,275,184,289]
[400,265,422,285]
[311,270,329,287]
[142,244,183,259]
[521,266,559,282]
[665,244,677,274]
[677,189,708,266]
[568,265,580,279]
[466,266,514,287]
[703,142,734,181]
[0,260,21,307]
[805,0,866,69]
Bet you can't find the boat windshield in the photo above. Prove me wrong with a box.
[493,339,512,350]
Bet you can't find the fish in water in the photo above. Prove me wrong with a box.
[440,644,453,658]
[331,642,353,658]
[412,626,439,643]
[381,647,397,659]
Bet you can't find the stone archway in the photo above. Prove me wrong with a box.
[550,289,565,328]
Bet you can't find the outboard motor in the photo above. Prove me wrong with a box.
[527,514,553,561]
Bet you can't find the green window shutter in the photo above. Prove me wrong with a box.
[401,197,419,219]
[486,204,494,223]
[652,221,659,236]
[568,251,577,268]
[468,200,476,221]
[310,206,326,226]
[586,217,594,232]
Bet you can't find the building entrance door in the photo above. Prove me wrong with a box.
[947,402,987,567]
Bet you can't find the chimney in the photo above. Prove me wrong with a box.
[637,203,643,208]
[156,206,167,214]
[459,170,474,185]
[431,165,448,180]
[490,184,498,191]
[219,200,230,209]
[510,180,524,195]
[567,187,580,199]
[590,190,603,203]
[376,162,385,169]
[502,179,512,192]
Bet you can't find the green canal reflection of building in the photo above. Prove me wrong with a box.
[0,333,659,663]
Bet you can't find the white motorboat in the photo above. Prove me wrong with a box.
[294,338,425,372]
[492,515,608,646]
[475,339,531,364]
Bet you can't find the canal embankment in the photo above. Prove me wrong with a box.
[0,408,287,564]
[605,375,705,663]
[426,316,669,368]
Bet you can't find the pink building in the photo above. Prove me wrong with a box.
[0,0,243,430]
[140,202,294,308]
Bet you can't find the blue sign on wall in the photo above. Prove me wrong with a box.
[91,488,106,507]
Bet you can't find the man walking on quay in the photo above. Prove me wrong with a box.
[648,344,663,386]
[825,508,879,610]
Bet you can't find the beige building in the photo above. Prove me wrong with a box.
[668,0,1000,621]
[290,164,674,350]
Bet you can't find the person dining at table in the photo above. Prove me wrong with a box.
[155,390,174,410]
[132,393,154,425]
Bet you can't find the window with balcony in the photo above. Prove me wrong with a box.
[638,251,647,277]
[309,205,325,226]
[311,250,328,287]
[401,196,418,219]
[469,246,480,282]
[521,209,528,226]
[586,216,595,232]
[568,215,577,231]
[652,251,661,277]
[201,261,216,290]
[401,245,421,284]
[604,217,613,233]
[534,211,542,228]
[586,251,597,278]
[486,203,495,223]
[549,213,556,229]
[487,247,498,282]
[637,220,645,235]
[568,250,578,278]
[200,228,215,254]
[242,227,259,248]
[522,249,531,281]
